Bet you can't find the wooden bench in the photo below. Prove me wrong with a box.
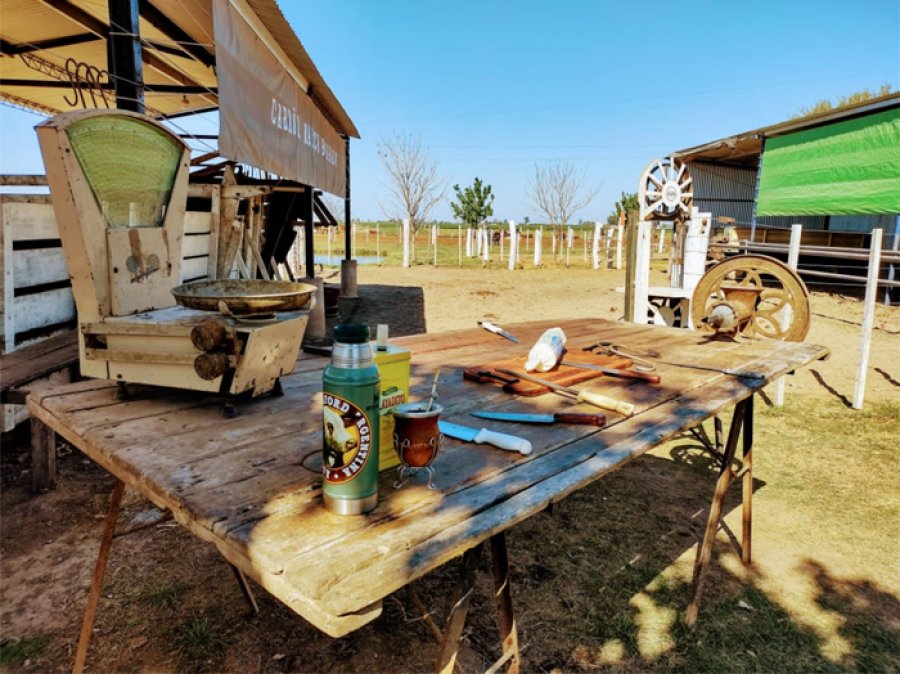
[0,328,79,490]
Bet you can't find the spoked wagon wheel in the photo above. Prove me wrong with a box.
[690,254,811,341]
[638,156,693,221]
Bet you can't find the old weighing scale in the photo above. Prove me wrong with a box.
[37,110,315,411]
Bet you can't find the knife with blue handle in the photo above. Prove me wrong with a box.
[438,420,533,455]
[471,411,606,426]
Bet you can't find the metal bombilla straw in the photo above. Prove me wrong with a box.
[425,368,441,412]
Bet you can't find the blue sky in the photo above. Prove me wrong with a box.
[1,0,898,223]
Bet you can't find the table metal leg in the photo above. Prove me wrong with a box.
[488,533,520,674]
[684,397,749,628]
[435,543,483,674]
[73,480,125,674]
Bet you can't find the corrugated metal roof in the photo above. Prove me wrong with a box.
[672,92,900,166]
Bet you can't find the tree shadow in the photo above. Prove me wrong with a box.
[808,369,853,408]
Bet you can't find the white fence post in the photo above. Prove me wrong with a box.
[534,226,542,267]
[631,220,652,323]
[615,221,623,270]
[775,223,803,406]
[853,228,883,410]
[432,224,437,267]
[566,226,573,268]
[482,227,490,264]
[499,229,505,262]
[657,224,665,254]
[402,218,410,268]
[508,220,517,270]
[592,222,601,269]
[376,223,381,263]
[352,222,357,258]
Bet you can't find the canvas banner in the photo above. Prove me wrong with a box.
[214,1,346,196]
[756,107,900,216]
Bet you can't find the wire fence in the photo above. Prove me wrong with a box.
[289,221,673,273]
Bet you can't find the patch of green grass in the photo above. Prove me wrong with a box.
[172,611,232,666]
[138,579,184,610]
[0,635,49,666]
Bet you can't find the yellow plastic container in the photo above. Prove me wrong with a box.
[373,344,411,471]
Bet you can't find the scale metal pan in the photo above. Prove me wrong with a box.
[171,279,316,315]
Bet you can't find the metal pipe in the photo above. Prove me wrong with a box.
[344,135,352,260]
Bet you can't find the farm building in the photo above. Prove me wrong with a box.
[671,92,900,249]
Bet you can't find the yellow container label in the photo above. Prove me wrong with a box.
[373,344,411,471]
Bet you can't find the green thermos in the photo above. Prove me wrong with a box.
[322,323,381,515]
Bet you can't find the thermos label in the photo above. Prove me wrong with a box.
[322,393,373,484]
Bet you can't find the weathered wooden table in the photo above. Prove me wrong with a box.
[27,318,828,673]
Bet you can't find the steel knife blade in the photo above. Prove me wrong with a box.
[471,411,606,426]
[438,420,532,455]
[478,321,519,344]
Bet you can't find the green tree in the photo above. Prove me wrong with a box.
[794,84,894,119]
[450,177,495,228]
[606,191,639,225]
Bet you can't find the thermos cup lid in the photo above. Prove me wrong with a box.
[334,323,370,344]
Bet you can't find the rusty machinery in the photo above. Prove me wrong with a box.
[690,255,811,341]
[37,109,314,407]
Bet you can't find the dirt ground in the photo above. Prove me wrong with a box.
[1,263,898,673]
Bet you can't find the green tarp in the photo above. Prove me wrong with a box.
[756,106,900,216]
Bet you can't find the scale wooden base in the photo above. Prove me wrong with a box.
[81,306,308,402]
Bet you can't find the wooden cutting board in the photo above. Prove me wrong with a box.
[463,351,633,396]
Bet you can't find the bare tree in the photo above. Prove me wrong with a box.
[526,160,600,229]
[377,132,445,261]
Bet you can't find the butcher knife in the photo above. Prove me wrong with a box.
[478,321,519,344]
[471,411,606,426]
[438,420,533,455]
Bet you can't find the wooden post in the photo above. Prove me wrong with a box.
[490,533,521,673]
[534,227,542,267]
[499,228,504,262]
[775,224,802,406]
[457,226,462,267]
[632,216,652,324]
[615,212,624,270]
[623,211,636,321]
[853,228,883,410]
[582,226,587,263]
[592,221,601,269]
[376,223,381,264]
[657,223,665,254]
[31,418,56,491]
[508,220,517,270]
[402,218,411,268]
[436,545,483,674]
[432,224,437,267]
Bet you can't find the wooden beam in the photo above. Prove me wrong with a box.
[0,33,100,55]
[137,0,215,67]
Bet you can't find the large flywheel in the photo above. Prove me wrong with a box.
[638,156,693,221]
[690,255,811,341]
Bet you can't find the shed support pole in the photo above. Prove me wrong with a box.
[302,187,315,279]
[107,0,144,113]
